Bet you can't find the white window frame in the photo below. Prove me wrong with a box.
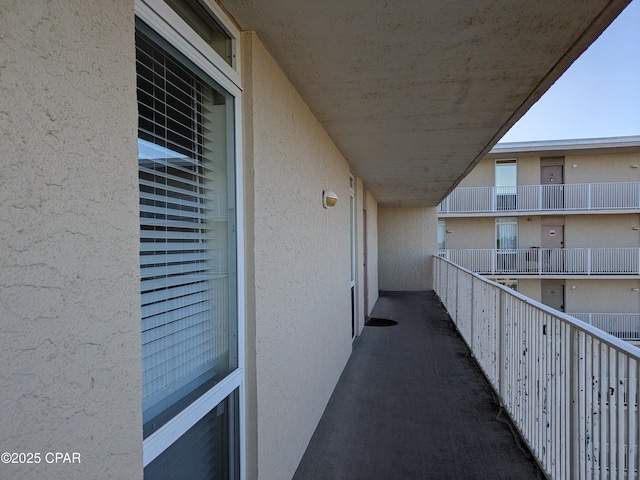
[437,219,447,251]
[495,158,517,189]
[350,174,356,339]
[136,0,241,95]
[135,1,245,477]
[495,217,518,250]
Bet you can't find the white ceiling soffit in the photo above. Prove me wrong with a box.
[488,135,640,158]
[220,0,630,206]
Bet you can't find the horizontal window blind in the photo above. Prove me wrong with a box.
[136,27,234,437]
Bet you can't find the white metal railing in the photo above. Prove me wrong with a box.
[438,248,640,276]
[572,314,640,341]
[433,256,640,479]
[438,182,640,214]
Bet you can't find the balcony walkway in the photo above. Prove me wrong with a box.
[293,291,545,480]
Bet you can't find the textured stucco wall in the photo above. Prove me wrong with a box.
[446,217,495,249]
[457,157,494,187]
[517,156,541,185]
[242,32,354,480]
[0,1,142,479]
[518,216,541,248]
[566,214,640,248]
[378,207,437,291]
[565,279,640,314]
[565,152,640,184]
[518,279,542,302]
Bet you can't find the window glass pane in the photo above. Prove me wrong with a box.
[496,160,517,210]
[496,218,518,250]
[165,0,233,66]
[136,24,237,437]
[437,220,446,250]
[495,160,517,189]
[144,389,240,480]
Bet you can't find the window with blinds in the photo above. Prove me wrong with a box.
[144,389,240,480]
[136,24,237,438]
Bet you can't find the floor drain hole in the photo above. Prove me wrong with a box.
[365,318,398,327]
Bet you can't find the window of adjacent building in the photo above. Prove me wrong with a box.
[497,279,518,291]
[495,159,517,190]
[496,218,518,272]
[135,3,241,477]
[496,217,518,250]
[437,219,446,251]
[495,159,517,210]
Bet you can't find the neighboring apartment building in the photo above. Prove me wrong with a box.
[438,137,640,342]
[1,1,629,479]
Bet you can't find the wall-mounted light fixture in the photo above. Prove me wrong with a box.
[632,288,640,292]
[446,230,452,234]
[633,226,640,231]
[572,164,578,168]
[632,165,639,169]
[571,285,576,290]
[323,190,338,208]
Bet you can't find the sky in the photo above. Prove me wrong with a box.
[499,0,640,143]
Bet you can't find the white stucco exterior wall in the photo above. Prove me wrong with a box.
[0,1,142,479]
[445,217,496,249]
[565,279,640,314]
[378,207,437,291]
[457,157,494,187]
[566,214,640,248]
[242,32,356,480]
[566,152,640,184]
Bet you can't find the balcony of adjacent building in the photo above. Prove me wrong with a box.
[438,247,640,278]
[438,182,640,216]
[294,257,640,479]
[573,313,640,344]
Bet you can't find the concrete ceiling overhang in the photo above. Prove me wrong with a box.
[219,0,631,206]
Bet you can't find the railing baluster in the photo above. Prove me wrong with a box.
[616,353,625,480]
[586,335,594,477]
[437,181,640,213]
[538,184,542,211]
[437,247,640,277]
[498,288,506,401]
[570,325,580,479]
[628,359,638,477]
[433,256,640,480]
[600,342,608,480]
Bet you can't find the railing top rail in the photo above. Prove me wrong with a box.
[448,181,640,191]
[434,255,640,359]
[440,247,640,251]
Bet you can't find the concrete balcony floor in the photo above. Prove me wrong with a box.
[293,291,545,480]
